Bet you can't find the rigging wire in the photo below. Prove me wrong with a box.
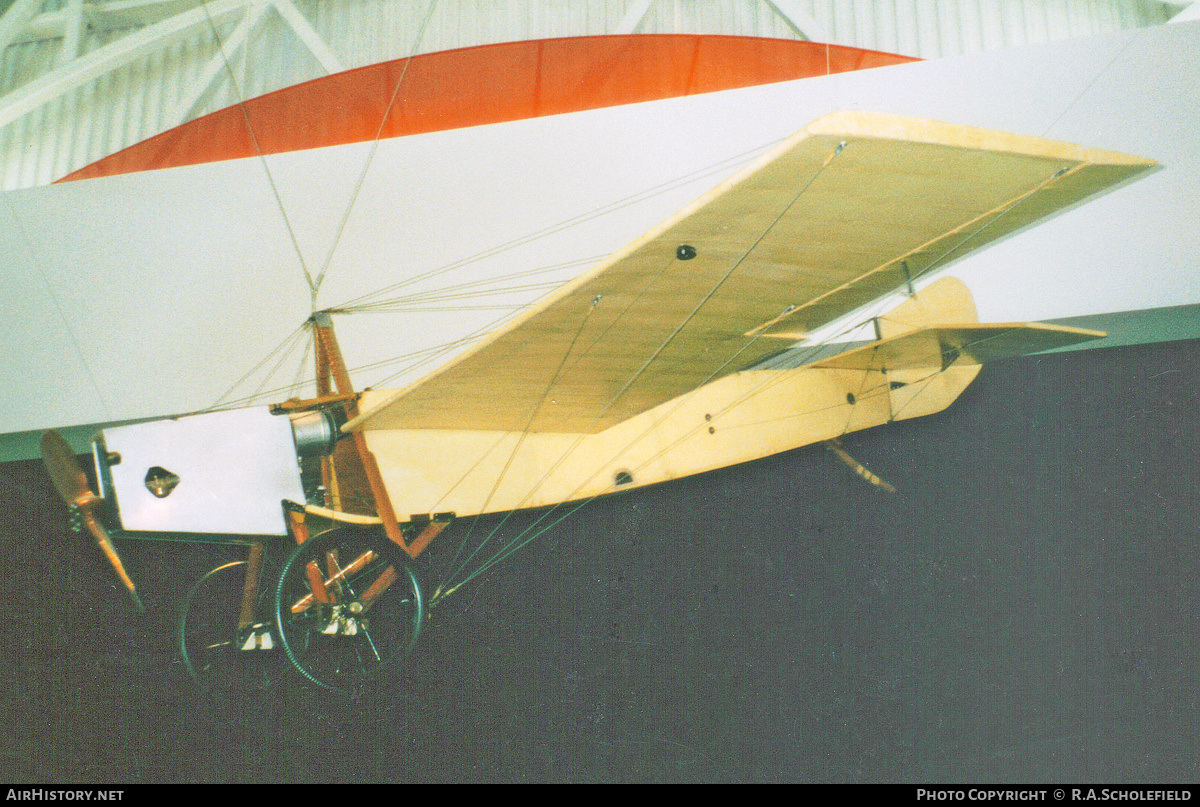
[435,296,602,583]
[430,245,684,585]
[432,247,683,587]
[336,257,604,313]
[343,281,571,311]
[288,330,314,400]
[432,143,1085,600]
[196,0,316,297]
[588,325,999,544]
[246,318,311,403]
[352,281,582,309]
[309,0,440,298]
[331,137,784,311]
[1040,27,1144,139]
[452,370,923,589]
[355,304,530,313]
[435,139,850,597]
[205,304,524,411]
[205,322,308,410]
[442,290,970,597]
[215,124,777,408]
[333,133,794,397]
[195,0,439,405]
[679,175,1075,444]
[348,283,571,309]
[436,302,893,598]
[365,307,531,387]
[228,305,543,411]
[904,166,1079,290]
[438,288,900,596]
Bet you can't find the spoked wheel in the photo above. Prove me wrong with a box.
[274,528,424,696]
[179,556,284,699]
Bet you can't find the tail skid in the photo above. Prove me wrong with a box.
[814,277,1105,491]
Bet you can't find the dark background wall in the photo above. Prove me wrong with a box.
[1,338,1196,783]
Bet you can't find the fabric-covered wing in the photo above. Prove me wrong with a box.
[809,322,1107,372]
[349,111,1154,434]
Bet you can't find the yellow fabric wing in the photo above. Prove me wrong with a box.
[349,111,1153,434]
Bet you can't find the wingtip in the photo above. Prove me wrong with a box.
[803,111,1157,169]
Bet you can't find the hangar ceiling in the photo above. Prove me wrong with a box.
[0,0,1186,189]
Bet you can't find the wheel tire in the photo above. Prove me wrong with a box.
[274,528,424,696]
[179,559,283,700]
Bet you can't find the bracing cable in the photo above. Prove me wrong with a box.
[196,0,315,296]
[435,139,851,597]
[430,141,1087,601]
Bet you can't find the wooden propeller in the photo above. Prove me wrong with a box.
[40,431,144,613]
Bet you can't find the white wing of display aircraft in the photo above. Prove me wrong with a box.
[0,21,1196,451]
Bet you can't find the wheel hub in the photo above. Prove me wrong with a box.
[318,602,369,636]
[237,623,276,651]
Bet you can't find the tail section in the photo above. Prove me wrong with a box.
[812,278,1106,422]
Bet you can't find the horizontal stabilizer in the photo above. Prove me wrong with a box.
[810,322,1106,372]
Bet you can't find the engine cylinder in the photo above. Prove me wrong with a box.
[288,410,339,457]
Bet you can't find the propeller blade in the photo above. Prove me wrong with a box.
[40,431,144,613]
[79,506,145,613]
[40,430,93,507]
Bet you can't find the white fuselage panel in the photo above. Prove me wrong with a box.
[101,407,304,536]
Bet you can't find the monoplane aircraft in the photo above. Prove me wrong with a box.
[33,108,1154,695]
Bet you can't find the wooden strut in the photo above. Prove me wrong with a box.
[311,312,431,560]
[270,392,359,413]
[289,546,410,614]
[236,540,266,632]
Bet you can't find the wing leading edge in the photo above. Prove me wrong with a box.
[348,111,1154,435]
